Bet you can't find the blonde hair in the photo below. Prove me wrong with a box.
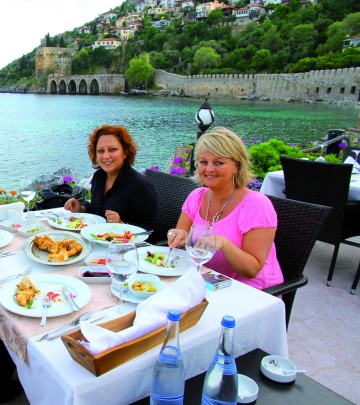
[194,126,254,188]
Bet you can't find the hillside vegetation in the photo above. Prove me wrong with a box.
[0,0,359,88]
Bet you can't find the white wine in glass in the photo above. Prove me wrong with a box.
[19,178,36,213]
[185,223,216,272]
[106,240,138,319]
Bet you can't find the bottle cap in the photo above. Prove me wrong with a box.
[167,309,181,321]
[222,315,235,328]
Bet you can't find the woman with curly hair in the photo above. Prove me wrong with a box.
[64,125,158,231]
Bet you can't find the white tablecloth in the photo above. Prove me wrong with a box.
[3,209,288,405]
[260,170,360,201]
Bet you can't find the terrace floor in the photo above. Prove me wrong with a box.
[4,239,360,405]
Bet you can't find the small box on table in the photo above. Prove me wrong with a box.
[202,271,232,291]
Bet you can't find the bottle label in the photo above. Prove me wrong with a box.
[150,393,184,405]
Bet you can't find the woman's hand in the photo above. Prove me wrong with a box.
[64,198,81,213]
[105,210,122,223]
[167,228,188,248]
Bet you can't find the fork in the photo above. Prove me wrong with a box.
[40,294,52,327]
[0,266,32,285]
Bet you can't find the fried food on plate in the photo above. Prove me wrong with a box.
[33,235,83,262]
[15,277,40,307]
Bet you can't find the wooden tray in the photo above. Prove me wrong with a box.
[61,298,208,376]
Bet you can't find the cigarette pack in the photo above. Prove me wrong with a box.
[202,271,232,291]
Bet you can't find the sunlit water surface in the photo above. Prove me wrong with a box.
[0,93,358,190]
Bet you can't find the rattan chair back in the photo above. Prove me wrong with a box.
[342,146,360,164]
[144,169,198,245]
[264,195,331,328]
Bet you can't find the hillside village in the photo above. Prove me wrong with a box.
[52,0,318,51]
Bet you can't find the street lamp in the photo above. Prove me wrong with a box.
[195,94,215,139]
[190,94,215,174]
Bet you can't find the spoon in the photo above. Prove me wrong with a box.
[36,311,93,342]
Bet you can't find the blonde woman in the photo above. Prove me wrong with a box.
[168,127,283,290]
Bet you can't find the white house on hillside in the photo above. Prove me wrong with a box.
[93,37,121,50]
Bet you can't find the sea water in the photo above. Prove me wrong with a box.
[0,93,357,189]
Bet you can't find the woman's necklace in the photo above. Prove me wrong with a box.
[205,188,235,223]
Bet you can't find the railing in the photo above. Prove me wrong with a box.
[301,132,350,153]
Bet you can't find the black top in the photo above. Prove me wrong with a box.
[83,164,159,232]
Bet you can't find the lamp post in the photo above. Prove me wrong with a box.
[190,94,215,174]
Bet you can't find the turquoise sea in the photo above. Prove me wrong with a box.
[0,93,358,190]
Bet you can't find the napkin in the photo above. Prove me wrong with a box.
[344,156,360,173]
[79,269,206,355]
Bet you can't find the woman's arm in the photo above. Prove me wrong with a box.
[168,212,192,248]
[216,227,276,279]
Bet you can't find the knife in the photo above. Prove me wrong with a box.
[62,286,79,311]
[46,313,107,340]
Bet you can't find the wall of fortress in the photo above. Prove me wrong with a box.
[154,68,360,103]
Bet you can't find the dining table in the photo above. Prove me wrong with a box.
[0,208,288,405]
[260,170,360,201]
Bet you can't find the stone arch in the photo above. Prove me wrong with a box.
[59,80,67,94]
[69,79,76,94]
[79,79,87,95]
[90,79,99,95]
[50,80,57,94]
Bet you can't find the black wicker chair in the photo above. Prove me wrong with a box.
[342,146,360,165]
[144,169,198,245]
[263,195,331,329]
[280,156,353,287]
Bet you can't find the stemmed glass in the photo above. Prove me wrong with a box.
[185,223,216,272]
[106,240,138,319]
[19,178,36,213]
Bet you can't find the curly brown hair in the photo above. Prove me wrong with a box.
[88,125,137,168]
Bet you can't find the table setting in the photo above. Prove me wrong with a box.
[0,207,288,404]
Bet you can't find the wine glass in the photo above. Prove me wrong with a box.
[106,240,138,319]
[185,223,216,272]
[19,178,36,213]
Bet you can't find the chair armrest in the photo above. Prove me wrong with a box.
[262,274,308,297]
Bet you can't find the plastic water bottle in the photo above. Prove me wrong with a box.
[201,315,238,405]
[150,309,185,405]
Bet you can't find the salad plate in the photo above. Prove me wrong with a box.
[23,230,91,266]
[0,230,14,248]
[80,223,149,246]
[48,213,105,231]
[0,220,26,234]
[0,274,91,317]
[125,246,192,277]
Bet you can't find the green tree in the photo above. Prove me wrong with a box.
[251,49,272,72]
[125,53,154,89]
[193,47,221,73]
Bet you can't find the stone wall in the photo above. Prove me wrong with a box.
[153,68,360,103]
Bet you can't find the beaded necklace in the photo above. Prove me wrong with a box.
[205,188,235,223]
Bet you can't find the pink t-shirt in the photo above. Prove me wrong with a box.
[182,187,283,290]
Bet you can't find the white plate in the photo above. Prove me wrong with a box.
[80,223,149,246]
[84,253,107,266]
[0,230,14,248]
[23,230,91,266]
[125,246,192,277]
[17,224,50,237]
[48,213,105,231]
[0,220,26,234]
[0,274,91,317]
[111,280,167,304]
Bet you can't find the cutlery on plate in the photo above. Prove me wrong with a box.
[36,311,93,342]
[0,266,32,285]
[164,247,174,267]
[62,286,80,311]
[40,294,52,327]
[132,230,153,236]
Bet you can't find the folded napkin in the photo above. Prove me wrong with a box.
[344,156,360,173]
[79,269,206,355]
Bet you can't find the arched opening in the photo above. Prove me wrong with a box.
[59,80,67,94]
[90,79,99,95]
[79,79,87,95]
[50,80,57,94]
[69,80,76,94]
